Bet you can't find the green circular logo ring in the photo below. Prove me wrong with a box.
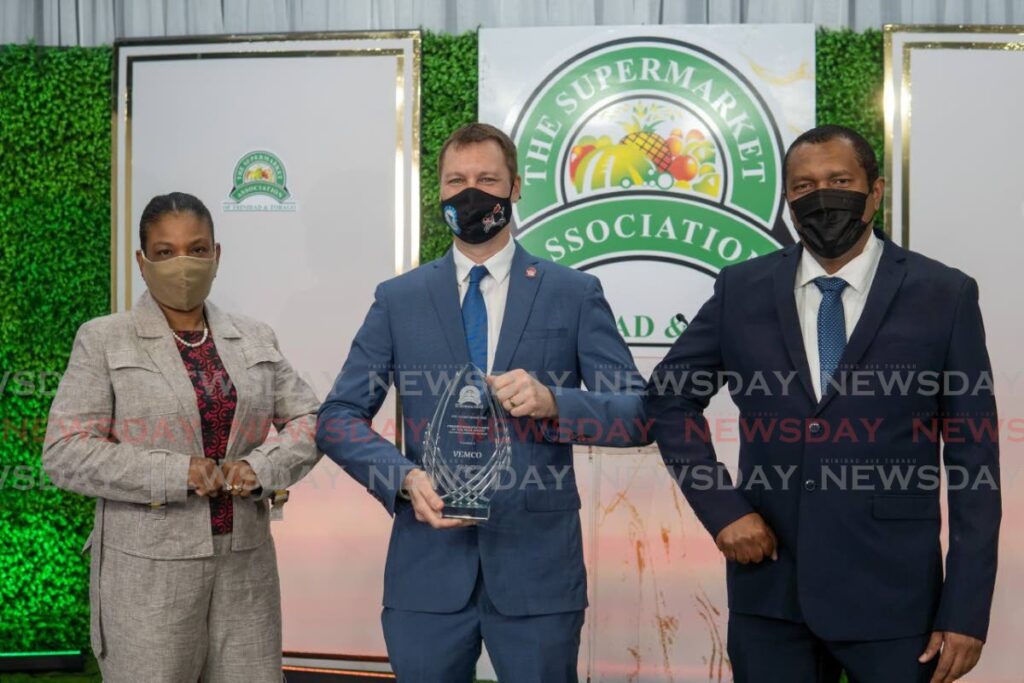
[510,37,794,273]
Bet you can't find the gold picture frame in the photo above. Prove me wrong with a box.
[883,24,1024,247]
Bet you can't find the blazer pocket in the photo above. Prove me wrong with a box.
[521,327,569,340]
[243,345,283,367]
[106,349,178,415]
[107,348,159,372]
[525,487,582,512]
[872,494,940,520]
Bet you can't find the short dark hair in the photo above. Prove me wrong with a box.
[139,192,215,252]
[438,123,518,182]
[783,124,879,187]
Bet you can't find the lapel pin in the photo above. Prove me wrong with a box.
[525,266,537,278]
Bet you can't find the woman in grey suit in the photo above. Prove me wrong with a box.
[43,192,320,683]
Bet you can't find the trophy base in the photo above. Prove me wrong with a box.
[442,505,490,521]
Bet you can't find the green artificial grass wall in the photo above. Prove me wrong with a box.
[0,28,883,654]
[420,31,479,263]
[815,28,886,232]
[0,44,113,653]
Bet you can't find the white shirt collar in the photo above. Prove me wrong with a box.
[453,235,516,286]
[796,231,883,294]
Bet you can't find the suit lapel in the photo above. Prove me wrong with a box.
[204,300,246,458]
[131,292,203,452]
[428,248,470,365]
[773,245,817,406]
[492,244,543,374]
[815,238,907,415]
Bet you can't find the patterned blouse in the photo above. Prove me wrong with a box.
[173,330,237,535]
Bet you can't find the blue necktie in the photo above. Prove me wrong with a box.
[462,265,489,373]
[814,276,849,396]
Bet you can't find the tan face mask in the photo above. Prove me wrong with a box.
[140,253,218,311]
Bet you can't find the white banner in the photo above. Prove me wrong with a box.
[481,25,814,682]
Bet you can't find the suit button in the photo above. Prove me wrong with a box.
[808,421,823,435]
[804,479,817,492]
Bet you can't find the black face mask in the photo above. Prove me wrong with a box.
[441,186,512,245]
[790,189,871,259]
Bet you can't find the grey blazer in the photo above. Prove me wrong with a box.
[42,291,321,656]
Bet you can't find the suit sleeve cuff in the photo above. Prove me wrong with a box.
[378,462,418,516]
[543,387,585,443]
[687,486,755,540]
[241,448,277,500]
[163,451,193,505]
[933,598,991,642]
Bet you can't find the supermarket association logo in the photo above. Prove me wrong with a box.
[511,38,793,275]
[223,150,298,212]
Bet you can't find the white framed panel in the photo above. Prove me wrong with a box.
[112,31,421,663]
[885,25,1024,682]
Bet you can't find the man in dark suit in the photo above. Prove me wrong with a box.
[645,125,1000,683]
[317,123,647,682]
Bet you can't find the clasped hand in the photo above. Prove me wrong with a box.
[187,457,260,497]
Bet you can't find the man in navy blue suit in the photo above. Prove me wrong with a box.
[645,125,1000,683]
[317,123,648,682]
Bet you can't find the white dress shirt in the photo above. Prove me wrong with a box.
[794,233,884,400]
[453,236,516,375]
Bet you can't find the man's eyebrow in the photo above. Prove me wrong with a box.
[787,168,853,183]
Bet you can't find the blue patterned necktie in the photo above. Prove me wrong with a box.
[814,276,849,396]
[462,264,489,373]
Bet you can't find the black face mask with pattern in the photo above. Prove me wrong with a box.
[441,187,512,245]
[790,189,871,259]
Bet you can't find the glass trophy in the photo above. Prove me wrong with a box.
[422,364,512,520]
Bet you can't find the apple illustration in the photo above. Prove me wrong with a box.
[668,154,698,181]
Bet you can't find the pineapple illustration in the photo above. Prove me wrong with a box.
[619,103,672,171]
